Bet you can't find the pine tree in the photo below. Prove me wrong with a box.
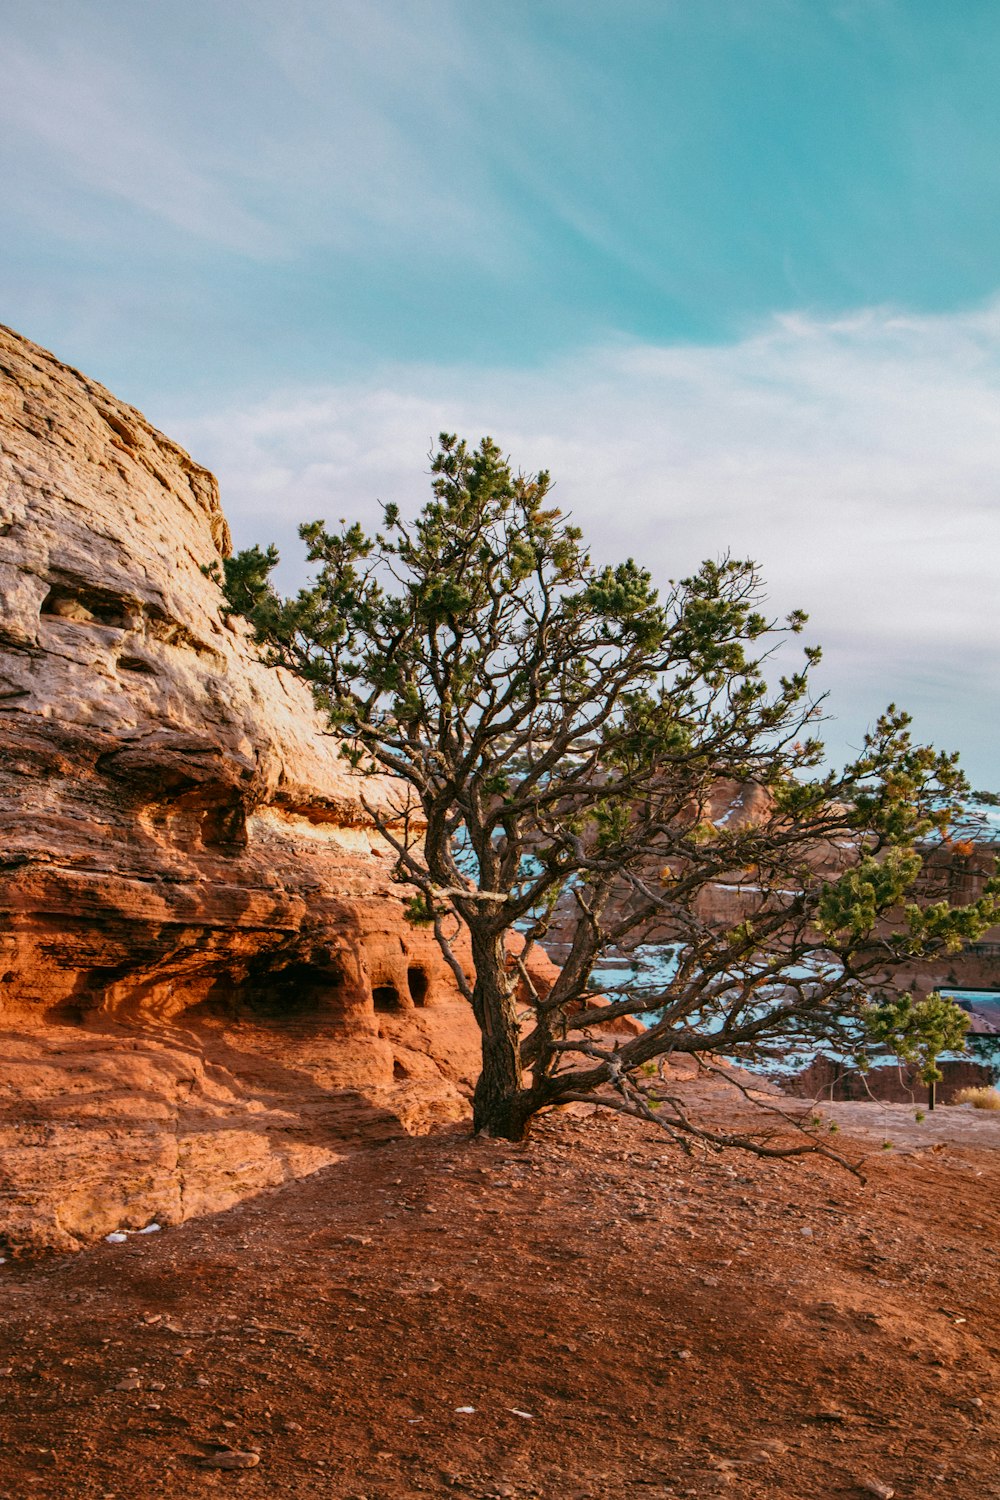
[209,435,998,1156]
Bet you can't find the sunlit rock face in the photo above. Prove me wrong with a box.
[0,325,483,1252]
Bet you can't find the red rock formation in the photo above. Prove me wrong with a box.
[0,325,492,1252]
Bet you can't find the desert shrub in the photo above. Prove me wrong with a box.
[953,1086,1000,1110]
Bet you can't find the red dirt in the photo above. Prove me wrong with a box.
[1,1075,997,1500]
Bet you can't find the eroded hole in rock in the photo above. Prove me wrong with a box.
[312,956,343,987]
[373,984,401,1012]
[44,1000,85,1025]
[40,584,129,628]
[258,962,340,1013]
[407,966,429,1007]
[393,1058,410,1079]
[118,655,156,676]
[200,799,248,850]
[200,956,350,1021]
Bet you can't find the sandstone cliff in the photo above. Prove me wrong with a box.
[0,325,495,1253]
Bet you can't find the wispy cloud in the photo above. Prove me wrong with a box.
[0,2,527,267]
[0,36,283,255]
[168,301,1000,784]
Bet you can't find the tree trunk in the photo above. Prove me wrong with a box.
[469,927,530,1139]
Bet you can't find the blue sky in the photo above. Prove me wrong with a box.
[2,1,1000,782]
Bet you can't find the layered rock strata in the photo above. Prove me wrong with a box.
[0,325,493,1252]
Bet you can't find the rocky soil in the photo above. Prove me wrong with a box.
[1,1073,997,1500]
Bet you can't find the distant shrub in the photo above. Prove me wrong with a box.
[953,1086,1000,1111]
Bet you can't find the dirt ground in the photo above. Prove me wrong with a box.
[1,1075,998,1500]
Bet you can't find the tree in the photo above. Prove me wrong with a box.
[865,992,970,1111]
[210,434,998,1156]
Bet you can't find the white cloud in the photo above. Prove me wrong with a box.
[0,37,283,255]
[167,301,1000,784]
[0,2,530,267]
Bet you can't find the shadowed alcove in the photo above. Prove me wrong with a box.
[192,951,351,1024]
[407,966,429,1006]
[373,983,402,1012]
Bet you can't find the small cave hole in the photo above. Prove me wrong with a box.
[407,966,429,1007]
[44,1001,85,1026]
[393,1058,409,1080]
[40,586,128,628]
[200,800,248,850]
[118,655,156,676]
[373,984,402,1013]
[219,958,349,1020]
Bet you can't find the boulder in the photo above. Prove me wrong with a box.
[0,324,489,1252]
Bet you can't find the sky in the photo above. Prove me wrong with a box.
[2,0,999,784]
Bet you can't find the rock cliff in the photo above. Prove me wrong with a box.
[0,325,493,1253]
